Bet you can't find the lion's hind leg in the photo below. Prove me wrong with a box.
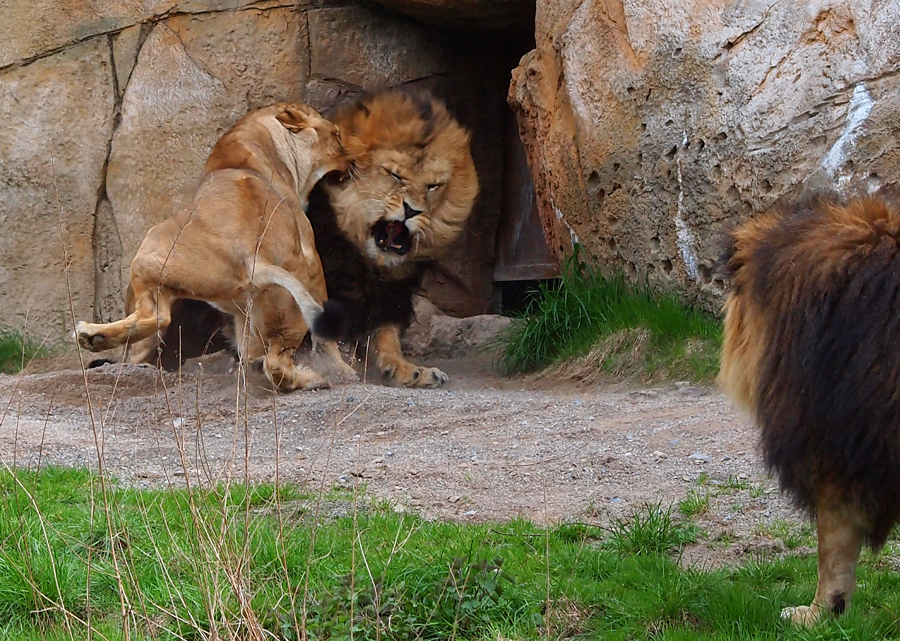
[76,285,175,355]
[374,325,448,388]
[782,496,866,625]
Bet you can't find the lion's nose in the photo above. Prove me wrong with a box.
[404,202,423,219]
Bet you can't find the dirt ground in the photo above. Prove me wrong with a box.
[0,343,813,566]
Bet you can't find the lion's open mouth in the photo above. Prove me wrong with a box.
[373,220,412,255]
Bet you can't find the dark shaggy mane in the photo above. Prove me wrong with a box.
[305,182,429,340]
[730,193,900,547]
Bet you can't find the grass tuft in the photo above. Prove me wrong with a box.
[608,502,699,556]
[495,249,722,382]
[0,328,50,374]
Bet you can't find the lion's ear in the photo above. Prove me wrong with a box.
[276,106,313,132]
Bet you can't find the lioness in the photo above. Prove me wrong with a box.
[720,193,900,624]
[306,89,479,387]
[76,102,355,391]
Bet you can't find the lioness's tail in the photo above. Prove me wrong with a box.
[249,263,348,342]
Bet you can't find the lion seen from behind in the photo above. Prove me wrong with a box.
[719,193,900,625]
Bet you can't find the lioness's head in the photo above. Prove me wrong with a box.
[325,89,479,273]
[273,103,350,190]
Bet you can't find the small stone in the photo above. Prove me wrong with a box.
[393,504,406,514]
[173,417,183,429]
[462,509,477,517]
[652,450,667,460]
[669,438,680,446]
[675,381,690,390]
[689,453,712,463]
[610,497,622,504]
[448,495,461,504]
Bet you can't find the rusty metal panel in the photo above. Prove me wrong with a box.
[493,107,559,282]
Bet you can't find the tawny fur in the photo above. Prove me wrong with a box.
[308,89,479,388]
[75,102,356,392]
[719,193,900,624]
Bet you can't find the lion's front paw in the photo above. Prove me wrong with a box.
[75,321,114,352]
[382,361,449,388]
[781,604,821,626]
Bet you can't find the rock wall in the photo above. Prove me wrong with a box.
[0,0,513,341]
[510,0,900,306]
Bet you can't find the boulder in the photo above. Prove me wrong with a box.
[402,296,511,359]
[511,0,900,307]
[0,38,114,338]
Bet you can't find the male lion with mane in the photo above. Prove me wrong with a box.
[719,193,900,625]
[75,102,356,391]
[306,88,479,387]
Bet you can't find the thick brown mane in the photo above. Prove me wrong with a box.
[305,88,478,388]
[720,193,900,547]
[322,89,479,273]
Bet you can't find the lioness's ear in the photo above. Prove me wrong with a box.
[276,106,312,132]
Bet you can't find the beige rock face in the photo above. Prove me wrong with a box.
[105,8,308,308]
[0,38,114,338]
[0,0,285,69]
[511,0,900,305]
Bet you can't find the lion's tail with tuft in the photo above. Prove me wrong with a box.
[249,263,348,342]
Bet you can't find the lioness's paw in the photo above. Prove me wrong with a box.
[383,362,449,388]
[781,605,821,626]
[75,321,113,352]
[265,363,330,392]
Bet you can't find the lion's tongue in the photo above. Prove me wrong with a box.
[387,221,404,247]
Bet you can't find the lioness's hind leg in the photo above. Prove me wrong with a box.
[263,336,328,392]
[782,499,865,625]
[76,286,174,353]
[374,325,448,388]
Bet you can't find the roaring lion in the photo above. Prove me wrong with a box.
[719,193,900,624]
[75,102,356,391]
[306,89,479,387]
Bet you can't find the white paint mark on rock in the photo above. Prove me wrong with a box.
[552,200,582,247]
[674,131,699,280]
[822,83,874,190]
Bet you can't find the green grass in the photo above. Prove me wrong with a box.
[495,251,722,382]
[0,328,50,374]
[2,466,900,640]
[678,489,711,518]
